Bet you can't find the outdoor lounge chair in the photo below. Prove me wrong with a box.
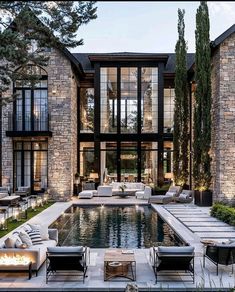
[46,246,88,283]
[152,246,195,283]
[175,190,193,203]
[203,243,235,275]
[148,185,182,204]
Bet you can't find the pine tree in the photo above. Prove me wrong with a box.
[173,9,189,186]
[0,1,97,101]
[193,1,211,190]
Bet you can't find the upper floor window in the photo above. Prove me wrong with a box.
[164,88,175,133]
[80,88,94,133]
[13,65,48,131]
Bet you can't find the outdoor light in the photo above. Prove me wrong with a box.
[89,172,99,180]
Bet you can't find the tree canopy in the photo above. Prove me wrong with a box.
[0,1,97,101]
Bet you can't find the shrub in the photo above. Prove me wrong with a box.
[211,203,235,226]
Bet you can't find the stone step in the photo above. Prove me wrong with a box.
[190,226,235,232]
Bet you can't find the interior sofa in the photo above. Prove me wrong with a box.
[111,182,145,195]
[0,223,58,276]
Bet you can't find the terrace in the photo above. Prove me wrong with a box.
[0,197,234,291]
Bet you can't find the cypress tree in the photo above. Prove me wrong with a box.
[173,9,189,186]
[193,1,211,190]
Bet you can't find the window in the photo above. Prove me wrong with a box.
[164,88,175,133]
[100,68,117,133]
[121,68,138,133]
[141,68,158,133]
[80,88,94,133]
[14,65,48,131]
[13,141,48,192]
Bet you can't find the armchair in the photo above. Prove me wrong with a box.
[46,246,88,283]
[203,244,235,275]
[135,186,152,200]
[153,246,195,283]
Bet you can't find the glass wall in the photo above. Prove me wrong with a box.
[164,88,175,133]
[141,68,158,133]
[163,141,173,183]
[141,142,158,183]
[120,68,138,133]
[79,142,95,179]
[100,142,117,183]
[13,141,48,192]
[80,88,94,133]
[100,68,117,133]
[120,142,138,181]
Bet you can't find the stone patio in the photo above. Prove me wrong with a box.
[0,197,234,291]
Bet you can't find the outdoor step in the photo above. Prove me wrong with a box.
[185,221,230,227]
[177,217,218,222]
[196,232,235,238]
[190,226,235,232]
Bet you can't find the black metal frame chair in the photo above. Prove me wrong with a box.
[203,244,235,275]
[153,246,195,283]
[46,247,88,283]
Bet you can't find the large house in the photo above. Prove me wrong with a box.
[1,24,235,202]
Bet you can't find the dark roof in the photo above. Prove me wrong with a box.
[72,52,195,74]
[211,24,235,48]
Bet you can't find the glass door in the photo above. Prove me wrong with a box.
[120,142,138,182]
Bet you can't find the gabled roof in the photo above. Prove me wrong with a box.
[211,24,235,48]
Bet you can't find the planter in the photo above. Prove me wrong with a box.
[194,190,212,207]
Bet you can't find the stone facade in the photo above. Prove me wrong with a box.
[1,48,78,200]
[211,32,235,202]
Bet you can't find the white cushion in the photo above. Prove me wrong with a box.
[19,231,33,247]
[178,193,189,200]
[165,191,176,197]
[29,223,49,240]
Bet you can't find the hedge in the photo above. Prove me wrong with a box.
[211,203,235,226]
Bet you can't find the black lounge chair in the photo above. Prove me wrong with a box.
[152,246,195,283]
[203,244,235,275]
[46,246,88,283]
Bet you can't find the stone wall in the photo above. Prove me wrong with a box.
[1,48,78,200]
[47,48,78,200]
[211,32,235,202]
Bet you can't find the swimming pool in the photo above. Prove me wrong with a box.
[50,205,183,248]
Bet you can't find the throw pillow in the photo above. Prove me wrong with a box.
[26,230,43,245]
[19,231,33,247]
[29,223,49,240]
[4,237,16,248]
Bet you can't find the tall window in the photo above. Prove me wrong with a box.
[79,142,95,178]
[14,141,48,192]
[121,68,138,133]
[141,68,158,133]
[100,68,117,133]
[164,88,175,133]
[80,88,94,133]
[14,65,48,131]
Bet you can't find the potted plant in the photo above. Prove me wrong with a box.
[193,2,212,207]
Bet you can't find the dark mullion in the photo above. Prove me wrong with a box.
[31,89,34,131]
[137,67,142,135]
[137,140,141,182]
[117,67,121,135]
[94,63,100,140]
[22,90,25,131]
[117,140,121,182]
[125,99,127,127]
[158,62,164,135]
[21,150,24,187]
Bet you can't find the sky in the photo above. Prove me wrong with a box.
[70,1,235,54]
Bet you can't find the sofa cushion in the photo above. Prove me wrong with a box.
[26,229,43,245]
[47,246,84,253]
[29,223,49,240]
[4,237,16,248]
[19,231,33,247]
[158,246,194,254]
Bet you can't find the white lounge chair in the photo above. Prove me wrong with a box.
[135,186,152,200]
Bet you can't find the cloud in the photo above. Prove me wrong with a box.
[208,2,235,21]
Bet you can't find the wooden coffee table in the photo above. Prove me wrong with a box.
[104,249,136,281]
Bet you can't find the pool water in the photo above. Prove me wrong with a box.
[50,205,183,248]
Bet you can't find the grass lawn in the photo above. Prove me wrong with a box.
[0,201,54,238]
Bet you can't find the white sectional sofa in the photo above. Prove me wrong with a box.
[111,182,145,195]
[0,223,58,275]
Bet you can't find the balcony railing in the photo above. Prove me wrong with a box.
[7,112,51,136]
